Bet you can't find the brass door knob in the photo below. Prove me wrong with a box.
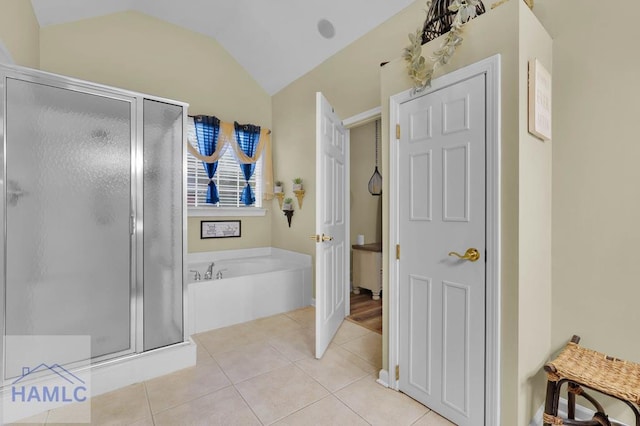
[448,248,480,262]
[310,234,334,242]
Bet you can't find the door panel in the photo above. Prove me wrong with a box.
[398,74,486,426]
[408,274,431,394]
[443,143,470,221]
[335,161,345,224]
[410,151,432,220]
[315,92,349,359]
[442,281,470,413]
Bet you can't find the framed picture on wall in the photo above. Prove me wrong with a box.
[200,220,241,239]
[528,58,552,141]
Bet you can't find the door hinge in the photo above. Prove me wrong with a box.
[395,365,400,380]
[396,124,401,139]
[396,244,400,260]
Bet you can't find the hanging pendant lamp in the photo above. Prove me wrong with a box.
[368,119,382,196]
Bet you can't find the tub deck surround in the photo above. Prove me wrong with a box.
[187,248,312,334]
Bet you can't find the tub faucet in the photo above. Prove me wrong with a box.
[189,270,201,281]
[216,269,227,280]
[204,262,215,280]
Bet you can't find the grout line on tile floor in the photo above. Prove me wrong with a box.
[257,363,334,424]
[284,357,371,424]
[336,340,378,367]
[230,383,264,426]
[334,394,373,426]
[141,381,156,426]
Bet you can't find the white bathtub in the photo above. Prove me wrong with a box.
[187,248,312,334]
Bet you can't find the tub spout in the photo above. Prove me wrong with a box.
[204,262,215,280]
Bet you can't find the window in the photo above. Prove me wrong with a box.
[186,117,262,208]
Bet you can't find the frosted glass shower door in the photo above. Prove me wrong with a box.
[4,78,134,373]
[143,99,184,351]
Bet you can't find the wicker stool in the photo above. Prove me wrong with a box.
[544,335,640,426]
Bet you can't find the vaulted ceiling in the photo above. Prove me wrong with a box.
[30,0,415,95]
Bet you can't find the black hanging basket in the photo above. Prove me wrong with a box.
[421,0,486,44]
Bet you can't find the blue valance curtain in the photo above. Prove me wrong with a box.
[234,122,261,206]
[194,115,221,204]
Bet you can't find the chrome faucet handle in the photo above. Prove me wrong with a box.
[189,270,201,281]
[216,269,227,279]
[204,261,216,280]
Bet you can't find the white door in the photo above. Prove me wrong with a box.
[398,74,486,425]
[315,92,349,359]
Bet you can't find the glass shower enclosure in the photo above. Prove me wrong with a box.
[0,64,187,383]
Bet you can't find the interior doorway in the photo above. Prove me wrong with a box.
[388,55,502,425]
[344,109,383,335]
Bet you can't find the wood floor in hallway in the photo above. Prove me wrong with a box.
[347,291,382,334]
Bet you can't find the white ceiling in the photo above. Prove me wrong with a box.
[30,0,414,95]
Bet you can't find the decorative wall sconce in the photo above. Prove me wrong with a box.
[283,209,294,227]
[282,197,294,227]
[294,189,305,209]
[275,192,284,209]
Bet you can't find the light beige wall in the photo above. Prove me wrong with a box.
[187,215,271,252]
[517,6,553,425]
[0,0,39,68]
[350,121,382,247]
[534,0,640,423]
[271,0,427,291]
[381,1,552,423]
[39,11,272,253]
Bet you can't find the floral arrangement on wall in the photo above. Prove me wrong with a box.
[403,0,483,92]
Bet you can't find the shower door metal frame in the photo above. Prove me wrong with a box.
[0,63,189,387]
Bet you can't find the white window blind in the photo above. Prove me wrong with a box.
[187,117,262,208]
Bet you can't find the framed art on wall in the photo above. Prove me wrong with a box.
[200,220,241,239]
[528,58,552,141]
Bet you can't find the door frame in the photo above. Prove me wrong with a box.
[313,103,380,323]
[388,55,501,425]
[342,105,382,315]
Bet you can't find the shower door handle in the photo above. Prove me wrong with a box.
[130,216,135,235]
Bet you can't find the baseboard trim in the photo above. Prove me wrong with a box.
[529,399,627,426]
[377,369,389,387]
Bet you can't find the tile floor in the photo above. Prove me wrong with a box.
[17,306,455,425]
